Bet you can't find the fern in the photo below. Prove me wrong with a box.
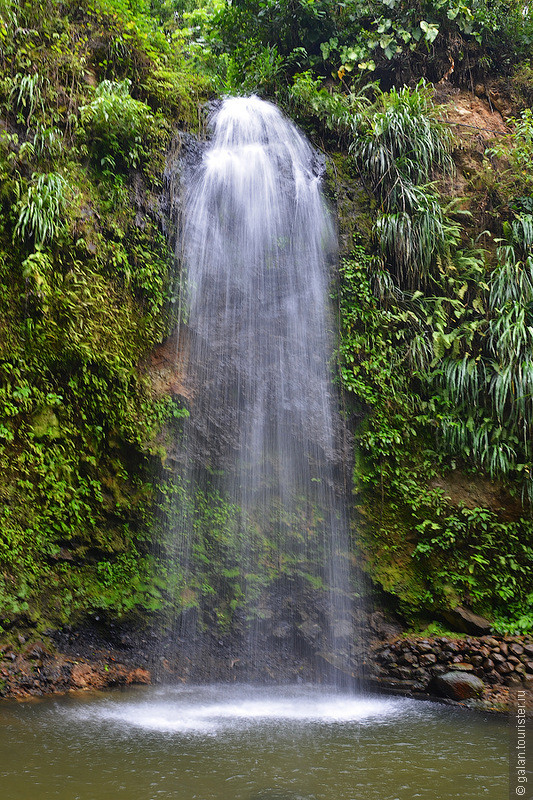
[433,213,533,499]
[14,172,68,246]
[79,79,161,169]
[9,72,44,125]
[351,81,454,288]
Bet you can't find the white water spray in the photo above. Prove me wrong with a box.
[172,95,353,677]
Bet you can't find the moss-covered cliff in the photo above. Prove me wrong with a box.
[0,0,209,634]
[0,0,532,647]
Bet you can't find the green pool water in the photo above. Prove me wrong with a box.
[0,684,511,800]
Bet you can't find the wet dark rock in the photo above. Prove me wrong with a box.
[369,612,403,640]
[393,666,413,680]
[297,620,322,643]
[377,648,393,663]
[332,620,353,640]
[399,652,417,666]
[432,671,484,700]
[495,662,512,675]
[452,662,474,671]
[272,622,293,640]
[509,643,524,656]
[480,635,498,646]
[370,632,533,709]
[441,607,492,635]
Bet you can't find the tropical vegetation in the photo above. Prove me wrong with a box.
[0,0,532,642]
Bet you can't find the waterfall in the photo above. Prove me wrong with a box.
[168,95,354,681]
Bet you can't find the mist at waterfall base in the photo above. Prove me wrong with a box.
[162,95,356,680]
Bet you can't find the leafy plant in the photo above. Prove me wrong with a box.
[14,172,68,246]
[350,82,454,287]
[288,70,373,143]
[427,214,533,500]
[9,72,44,125]
[412,505,533,624]
[79,79,165,170]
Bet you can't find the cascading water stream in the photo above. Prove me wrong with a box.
[170,95,355,679]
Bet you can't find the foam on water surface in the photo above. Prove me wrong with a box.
[57,685,421,736]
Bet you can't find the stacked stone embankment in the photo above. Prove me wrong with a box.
[369,634,533,704]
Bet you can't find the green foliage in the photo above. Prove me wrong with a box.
[14,172,68,246]
[351,82,454,287]
[79,79,166,170]
[487,108,533,202]
[429,214,533,500]
[339,241,533,630]
[345,0,533,75]
[0,0,531,643]
[287,70,373,144]
[217,43,286,95]
[200,0,532,98]
[0,0,213,635]
[351,83,453,198]
[9,73,44,125]
[140,65,210,125]
[412,505,533,622]
[337,84,533,518]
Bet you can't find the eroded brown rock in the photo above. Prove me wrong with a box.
[0,648,152,699]
[143,328,191,402]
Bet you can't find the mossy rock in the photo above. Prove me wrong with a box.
[31,407,61,439]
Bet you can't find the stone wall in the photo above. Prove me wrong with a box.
[367,634,533,703]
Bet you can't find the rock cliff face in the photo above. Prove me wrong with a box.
[143,328,190,405]
[0,636,150,699]
[2,620,532,715]
[1,0,532,715]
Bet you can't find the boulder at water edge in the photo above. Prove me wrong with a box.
[433,671,485,700]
